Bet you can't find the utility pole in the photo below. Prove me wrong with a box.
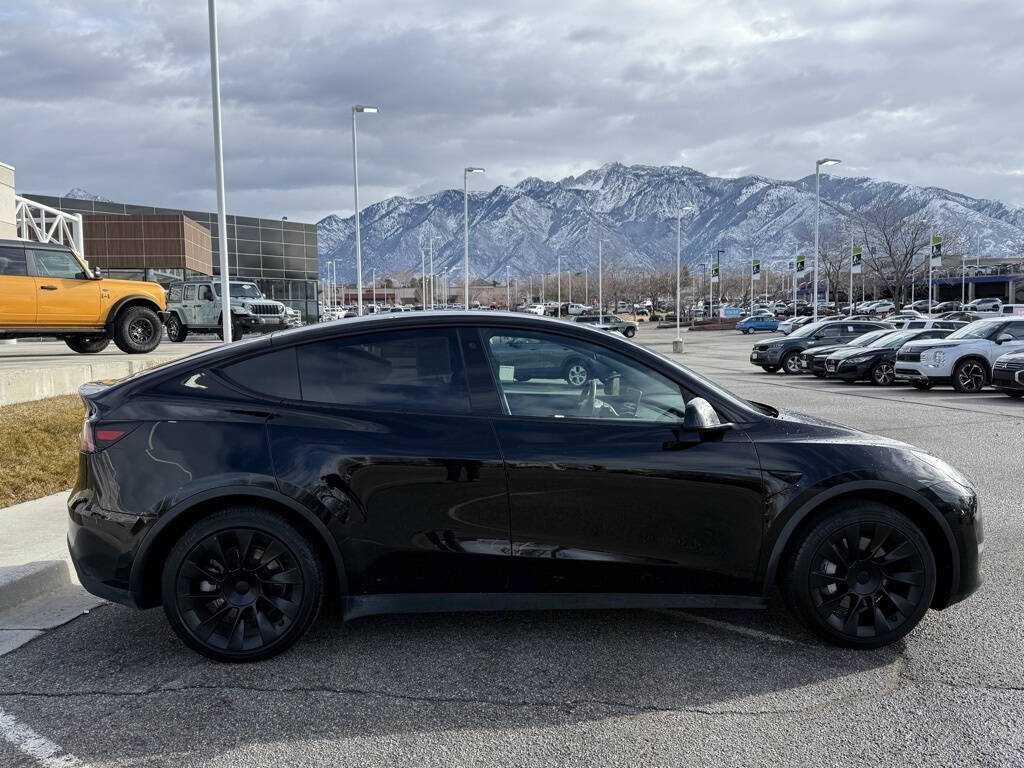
[207,0,233,342]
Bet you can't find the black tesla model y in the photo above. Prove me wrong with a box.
[69,312,981,661]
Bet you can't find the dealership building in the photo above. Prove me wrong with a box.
[24,193,321,322]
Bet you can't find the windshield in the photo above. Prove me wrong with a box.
[213,282,263,299]
[788,321,827,338]
[850,329,891,346]
[868,331,915,348]
[947,321,998,340]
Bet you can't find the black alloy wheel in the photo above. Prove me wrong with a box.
[113,306,161,354]
[161,508,322,662]
[952,359,987,393]
[166,314,188,342]
[870,361,896,386]
[785,502,935,648]
[64,335,110,354]
[782,351,802,375]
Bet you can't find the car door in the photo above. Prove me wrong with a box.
[987,321,1024,364]
[196,284,217,326]
[181,284,197,325]
[476,326,765,597]
[0,244,36,325]
[267,326,510,595]
[27,247,102,326]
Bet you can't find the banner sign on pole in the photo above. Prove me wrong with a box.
[752,259,761,280]
[796,255,806,275]
[711,262,719,284]
[852,245,862,275]
[930,235,942,268]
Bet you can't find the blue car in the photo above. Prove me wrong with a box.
[737,314,779,334]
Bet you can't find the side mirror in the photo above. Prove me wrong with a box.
[682,397,733,438]
[996,333,1013,344]
[91,267,103,280]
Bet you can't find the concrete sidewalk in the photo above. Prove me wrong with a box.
[0,491,105,655]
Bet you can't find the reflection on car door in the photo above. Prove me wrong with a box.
[477,327,765,597]
[267,328,511,596]
[28,247,103,326]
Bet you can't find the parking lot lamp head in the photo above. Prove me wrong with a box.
[814,158,841,322]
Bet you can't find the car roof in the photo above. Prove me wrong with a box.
[0,238,72,251]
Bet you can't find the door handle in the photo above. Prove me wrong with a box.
[39,285,58,291]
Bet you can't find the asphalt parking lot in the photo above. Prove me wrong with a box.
[1,324,1022,767]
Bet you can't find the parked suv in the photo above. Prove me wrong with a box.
[165,279,288,341]
[0,239,166,353]
[749,319,892,374]
[895,317,1024,392]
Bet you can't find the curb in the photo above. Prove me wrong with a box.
[0,560,73,614]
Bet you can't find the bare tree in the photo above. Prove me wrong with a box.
[855,204,931,306]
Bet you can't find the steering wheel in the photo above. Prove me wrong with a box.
[577,380,599,417]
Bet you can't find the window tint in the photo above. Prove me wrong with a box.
[220,347,300,400]
[30,248,84,279]
[482,329,690,422]
[0,245,28,276]
[168,283,183,303]
[197,285,214,301]
[907,321,925,328]
[183,284,196,300]
[1003,322,1024,341]
[818,325,843,338]
[296,329,469,413]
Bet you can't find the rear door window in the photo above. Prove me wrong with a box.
[296,328,470,413]
[0,245,28,276]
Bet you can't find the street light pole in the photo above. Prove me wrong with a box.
[352,105,378,317]
[598,240,609,324]
[463,167,485,310]
[814,158,841,323]
[207,0,233,343]
[928,224,935,313]
[584,266,589,306]
[675,205,695,351]
[506,265,510,310]
[371,267,376,309]
[557,253,562,316]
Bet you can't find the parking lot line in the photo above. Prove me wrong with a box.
[660,611,802,645]
[0,706,88,768]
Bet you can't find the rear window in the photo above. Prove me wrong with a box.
[219,347,300,400]
[296,329,470,413]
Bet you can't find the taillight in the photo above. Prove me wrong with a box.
[81,420,137,453]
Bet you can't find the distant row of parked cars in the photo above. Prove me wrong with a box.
[748,315,1024,396]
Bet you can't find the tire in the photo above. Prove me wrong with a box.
[742,328,750,335]
[760,365,779,373]
[870,361,896,386]
[166,314,188,343]
[563,358,592,387]
[64,335,110,354]
[216,317,244,342]
[782,351,802,375]
[112,305,161,354]
[161,507,323,662]
[783,501,936,649]
[623,326,636,338]
[952,358,988,393]
[912,381,933,391]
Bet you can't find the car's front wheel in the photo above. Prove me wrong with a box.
[870,361,896,386]
[782,351,802,375]
[623,326,636,338]
[112,306,161,354]
[161,507,323,662]
[952,358,988,393]
[563,358,592,387]
[166,314,188,343]
[64,335,110,354]
[216,317,244,342]
[783,501,936,649]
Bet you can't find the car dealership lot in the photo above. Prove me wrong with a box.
[1,326,1022,767]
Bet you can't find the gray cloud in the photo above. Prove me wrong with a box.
[1,0,1022,224]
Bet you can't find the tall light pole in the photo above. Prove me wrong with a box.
[428,236,440,309]
[928,223,936,313]
[675,205,696,351]
[506,265,510,310]
[814,158,841,322]
[598,239,609,324]
[557,253,562,315]
[351,105,378,316]
[463,167,485,309]
[333,258,344,308]
[371,267,376,309]
[207,0,233,342]
[584,266,589,306]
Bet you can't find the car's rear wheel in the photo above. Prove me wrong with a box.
[162,507,323,662]
[783,501,936,649]
[760,365,779,373]
[952,359,987,393]
[623,326,636,338]
[166,314,188,343]
[870,361,896,386]
[64,335,110,354]
[782,351,802,375]
[112,306,161,354]
[563,358,592,387]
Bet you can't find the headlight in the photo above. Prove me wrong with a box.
[933,350,946,365]
[845,355,873,364]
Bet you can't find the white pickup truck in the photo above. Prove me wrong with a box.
[895,317,1024,392]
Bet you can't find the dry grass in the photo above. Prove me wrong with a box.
[0,395,83,507]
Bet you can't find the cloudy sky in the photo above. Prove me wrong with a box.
[2,0,1022,223]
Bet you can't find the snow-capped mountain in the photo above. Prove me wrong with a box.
[317,163,1024,280]
[63,188,113,202]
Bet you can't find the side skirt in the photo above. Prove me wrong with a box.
[343,592,767,622]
